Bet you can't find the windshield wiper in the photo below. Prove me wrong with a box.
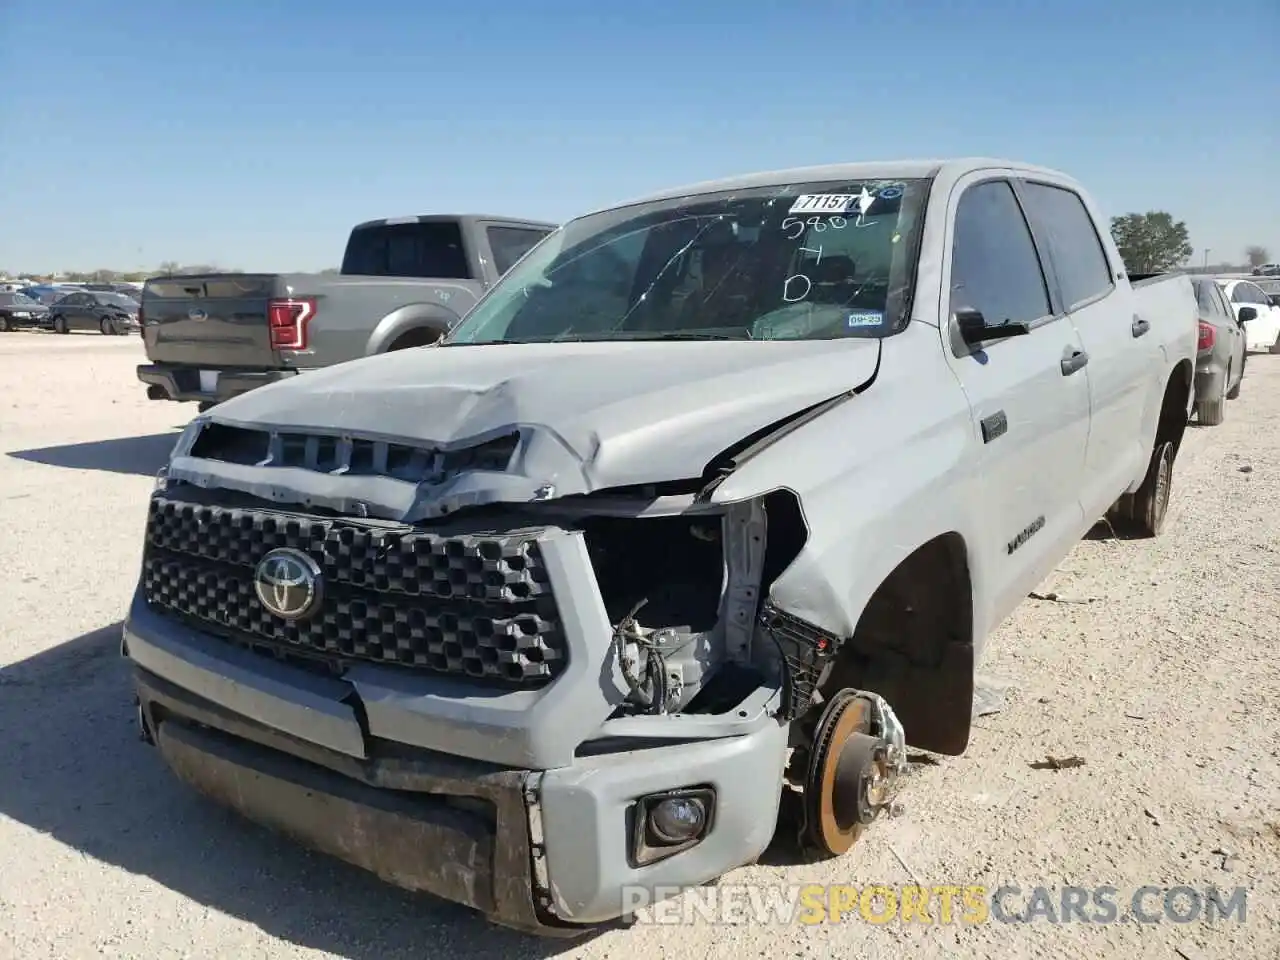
[605,331,751,341]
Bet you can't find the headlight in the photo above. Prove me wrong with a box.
[170,417,207,458]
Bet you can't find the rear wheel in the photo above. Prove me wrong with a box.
[0,316,9,332]
[1196,370,1226,426]
[53,315,68,334]
[386,326,445,351]
[1113,440,1175,538]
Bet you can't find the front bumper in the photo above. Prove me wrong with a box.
[2,312,46,327]
[137,363,297,404]
[123,596,789,932]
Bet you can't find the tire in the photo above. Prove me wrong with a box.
[0,316,9,333]
[386,326,446,351]
[1197,370,1226,425]
[99,317,114,335]
[53,315,68,334]
[1196,399,1224,426]
[1227,367,1241,400]
[1120,440,1175,539]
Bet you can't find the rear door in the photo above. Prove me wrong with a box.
[62,292,92,329]
[143,274,283,368]
[940,174,1092,627]
[1212,284,1246,382]
[1015,179,1155,521]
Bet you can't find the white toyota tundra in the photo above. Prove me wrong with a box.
[123,158,1199,935]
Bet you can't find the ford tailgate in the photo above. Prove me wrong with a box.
[142,274,286,369]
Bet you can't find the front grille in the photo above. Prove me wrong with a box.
[141,495,567,685]
[187,422,520,486]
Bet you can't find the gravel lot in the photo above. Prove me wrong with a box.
[2,332,1277,960]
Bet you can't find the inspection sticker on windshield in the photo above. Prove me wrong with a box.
[788,193,860,215]
[847,311,883,329]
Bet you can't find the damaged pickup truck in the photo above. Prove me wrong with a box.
[122,158,1199,936]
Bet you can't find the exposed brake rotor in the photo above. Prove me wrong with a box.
[801,688,906,857]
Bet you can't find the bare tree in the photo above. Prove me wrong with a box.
[1246,245,1270,269]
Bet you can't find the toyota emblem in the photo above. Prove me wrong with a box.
[253,548,323,621]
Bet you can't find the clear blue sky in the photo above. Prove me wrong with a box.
[2,0,1277,273]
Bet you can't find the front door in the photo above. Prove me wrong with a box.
[940,175,1092,633]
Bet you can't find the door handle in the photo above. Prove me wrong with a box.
[1131,316,1150,338]
[1061,348,1089,376]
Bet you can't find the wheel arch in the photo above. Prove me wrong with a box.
[364,303,461,355]
[813,530,976,756]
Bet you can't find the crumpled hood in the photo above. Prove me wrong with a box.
[198,338,880,513]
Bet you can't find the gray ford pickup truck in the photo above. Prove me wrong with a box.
[123,158,1198,936]
[136,214,554,408]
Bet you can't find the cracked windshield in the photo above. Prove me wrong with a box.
[446,179,927,344]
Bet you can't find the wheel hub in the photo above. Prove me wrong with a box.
[801,689,906,856]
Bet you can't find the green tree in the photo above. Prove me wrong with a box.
[1246,245,1270,269]
[1109,212,1193,273]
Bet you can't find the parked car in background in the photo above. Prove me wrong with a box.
[19,284,74,305]
[124,158,1199,936]
[136,213,555,410]
[83,282,142,299]
[0,292,50,331]
[1188,275,1245,424]
[1251,263,1280,277]
[46,290,141,335]
[1253,277,1280,305]
[1217,277,1280,353]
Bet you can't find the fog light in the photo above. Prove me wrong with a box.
[631,787,715,866]
[649,797,706,844]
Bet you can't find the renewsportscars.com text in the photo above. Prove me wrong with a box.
[623,883,1249,926]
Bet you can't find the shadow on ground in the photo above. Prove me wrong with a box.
[0,624,600,959]
[7,432,180,477]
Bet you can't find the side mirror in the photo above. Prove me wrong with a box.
[1238,306,1258,323]
[955,307,1030,346]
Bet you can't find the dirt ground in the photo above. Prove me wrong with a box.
[1,332,1276,960]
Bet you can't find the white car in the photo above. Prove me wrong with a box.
[1218,277,1280,353]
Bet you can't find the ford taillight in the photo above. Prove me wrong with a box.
[268,297,316,350]
[1197,321,1215,352]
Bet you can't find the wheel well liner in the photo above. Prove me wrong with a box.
[1157,359,1193,456]
[819,531,974,756]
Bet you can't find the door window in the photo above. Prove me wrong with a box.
[949,180,1052,330]
[487,226,552,275]
[1213,286,1236,321]
[1232,283,1265,305]
[1017,182,1113,310]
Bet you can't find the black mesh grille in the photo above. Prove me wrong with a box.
[141,495,566,685]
